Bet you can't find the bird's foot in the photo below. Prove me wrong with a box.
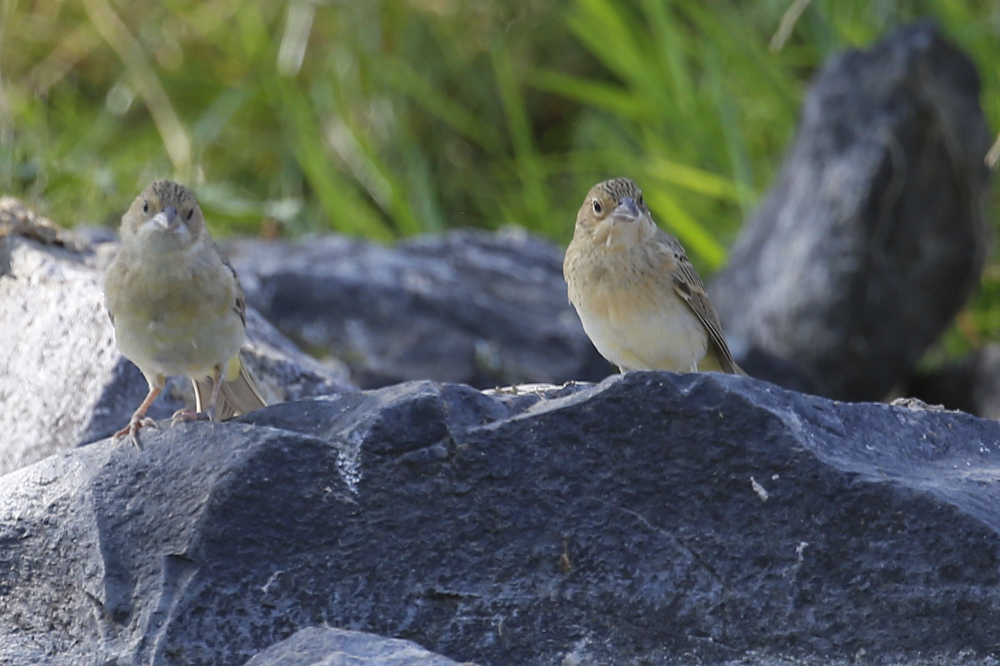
[170,408,213,427]
[113,417,157,449]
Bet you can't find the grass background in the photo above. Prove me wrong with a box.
[1,0,998,361]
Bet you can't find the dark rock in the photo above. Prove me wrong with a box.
[245,627,476,666]
[0,227,353,475]
[3,372,1000,665]
[712,22,992,401]
[227,229,612,390]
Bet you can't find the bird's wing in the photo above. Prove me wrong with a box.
[655,231,742,375]
[193,246,267,417]
[217,244,247,327]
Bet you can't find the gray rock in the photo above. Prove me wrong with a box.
[0,231,129,472]
[2,372,1000,665]
[712,22,992,400]
[0,226,353,474]
[245,626,476,666]
[227,228,612,390]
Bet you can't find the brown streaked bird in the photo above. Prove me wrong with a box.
[563,177,744,375]
[104,180,267,446]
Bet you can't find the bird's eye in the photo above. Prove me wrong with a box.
[637,194,644,206]
[186,208,194,221]
[592,200,603,215]
[142,200,149,214]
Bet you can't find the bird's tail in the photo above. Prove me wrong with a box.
[193,353,267,420]
[700,344,748,376]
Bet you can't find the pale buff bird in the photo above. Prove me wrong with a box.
[104,180,266,446]
[563,177,744,375]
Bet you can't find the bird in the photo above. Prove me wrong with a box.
[563,177,744,375]
[104,180,267,446]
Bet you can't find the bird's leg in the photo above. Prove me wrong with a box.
[114,382,162,448]
[203,363,224,422]
[172,364,223,426]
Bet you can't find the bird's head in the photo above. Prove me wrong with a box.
[574,177,656,249]
[121,180,207,251]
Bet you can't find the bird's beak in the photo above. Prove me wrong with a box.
[611,197,640,223]
[151,206,180,232]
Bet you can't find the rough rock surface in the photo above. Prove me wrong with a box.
[227,229,612,390]
[0,226,353,475]
[244,627,476,666]
[712,22,992,401]
[2,372,1000,665]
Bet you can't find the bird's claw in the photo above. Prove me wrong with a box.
[170,408,213,427]
[113,417,157,449]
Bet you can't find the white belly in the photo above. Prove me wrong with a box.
[114,311,243,380]
[574,288,707,372]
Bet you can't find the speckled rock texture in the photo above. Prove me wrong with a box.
[244,627,476,666]
[1,372,1000,665]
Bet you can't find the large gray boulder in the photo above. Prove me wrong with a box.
[1,371,1000,665]
[712,22,992,401]
[227,229,612,390]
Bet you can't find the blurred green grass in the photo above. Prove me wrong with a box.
[1,0,998,355]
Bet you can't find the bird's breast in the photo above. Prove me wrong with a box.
[106,246,243,379]
[565,242,707,372]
